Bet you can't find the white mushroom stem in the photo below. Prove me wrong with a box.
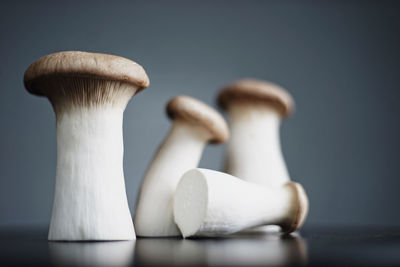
[134,120,210,236]
[48,80,136,243]
[174,168,306,237]
[225,103,290,187]
[49,93,136,241]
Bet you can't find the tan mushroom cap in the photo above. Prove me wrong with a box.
[167,96,229,144]
[217,79,294,117]
[24,51,150,96]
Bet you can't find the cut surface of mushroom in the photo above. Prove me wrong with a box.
[173,168,308,237]
[24,51,149,241]
[217,79,294,187]
[134,96,229,237]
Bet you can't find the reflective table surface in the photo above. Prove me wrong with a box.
[0,226,399,266]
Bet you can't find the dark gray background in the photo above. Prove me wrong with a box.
[0,0,399,227]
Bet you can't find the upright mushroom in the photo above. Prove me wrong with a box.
[173,168,308,237]
[24,51,149,241]
[134,96,229,237]
[217,79,294,187]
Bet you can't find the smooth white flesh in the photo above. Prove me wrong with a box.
[48,106,135,240]
[225,103,290,187]
[173,168,294,237]
[134,120,209,237]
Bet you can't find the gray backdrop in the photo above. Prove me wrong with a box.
[0,0,399,227]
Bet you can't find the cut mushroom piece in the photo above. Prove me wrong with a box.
[173,168,308,237]
[134,96,229,237]
[24,51,149,241]
[217,79,294,187]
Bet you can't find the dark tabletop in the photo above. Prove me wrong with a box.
[0,226,399,266]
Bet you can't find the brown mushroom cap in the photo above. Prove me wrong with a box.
[217,79,294,117]
[24,51,150,97]
[166,96,229,144]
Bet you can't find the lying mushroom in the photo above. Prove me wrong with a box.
[134,96,229,237]
[173,168,308,237]
[24,51,149,241]
[217,79,294,187]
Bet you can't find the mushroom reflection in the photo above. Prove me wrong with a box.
[204,233,307,266]
[135,233,307,266]
[49,241,134,267]
[134,238,204,266]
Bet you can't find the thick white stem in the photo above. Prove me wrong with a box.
[173,169,296,237]
[134,121,208,236]
[225,104,290,187]
[48,106,135,240]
